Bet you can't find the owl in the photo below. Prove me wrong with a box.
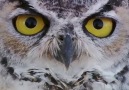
[0,0,129,90]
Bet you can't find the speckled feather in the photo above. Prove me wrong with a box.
[0,0,129,90]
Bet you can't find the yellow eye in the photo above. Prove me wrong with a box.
[15,15,45,35]
[85,17,115,38]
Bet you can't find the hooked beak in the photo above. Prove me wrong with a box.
[55,34,75,69]
[61,34,74,68]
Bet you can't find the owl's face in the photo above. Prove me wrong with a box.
[0,0,129,89]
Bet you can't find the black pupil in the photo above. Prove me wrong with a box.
[93,19,103,29]
[25,17,37,28]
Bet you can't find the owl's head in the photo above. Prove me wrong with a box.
[0,0,129,89]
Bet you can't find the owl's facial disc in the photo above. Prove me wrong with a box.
[9,0,119,71]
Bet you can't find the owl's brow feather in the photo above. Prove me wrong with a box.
[7,0,127,19]
[9,0,33,10]
[8,0,41,14]
[8,0,126,11]
[8,0,126,6]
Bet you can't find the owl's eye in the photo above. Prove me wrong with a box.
[84,17,115,38]
[14,15,45,35]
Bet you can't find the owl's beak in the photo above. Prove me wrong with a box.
[55,34,75,69]
[61,34,75,68]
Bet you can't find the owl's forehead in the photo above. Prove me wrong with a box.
[35,0,95,16]
[7,0,125,18]
[33,0,121,11]
[12,0,123,18]
[35,0,122,9]
[37,0,96,11]
[8,0,126,10]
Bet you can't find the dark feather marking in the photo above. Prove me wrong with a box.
[27,69,44,76]
[44,73,58,85]
[45,82,63,90]
[92,73,108,84]
[7,67,18,79]
[118,66,129,75]
[100,4,113,13]
[73,71,108,89]
[7,67,14,74]
[20,73,42,82]
[17,0,33,11]
[74,72,87,85]
[108,0,123,6]
[29,71,41,76]
[21,77,42,82]
[9,0,36,13]
[115,66,129,83]
[45,68,50,70]
[28,69,40,71]
[0,58,18,79]
[1,57,8,67]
